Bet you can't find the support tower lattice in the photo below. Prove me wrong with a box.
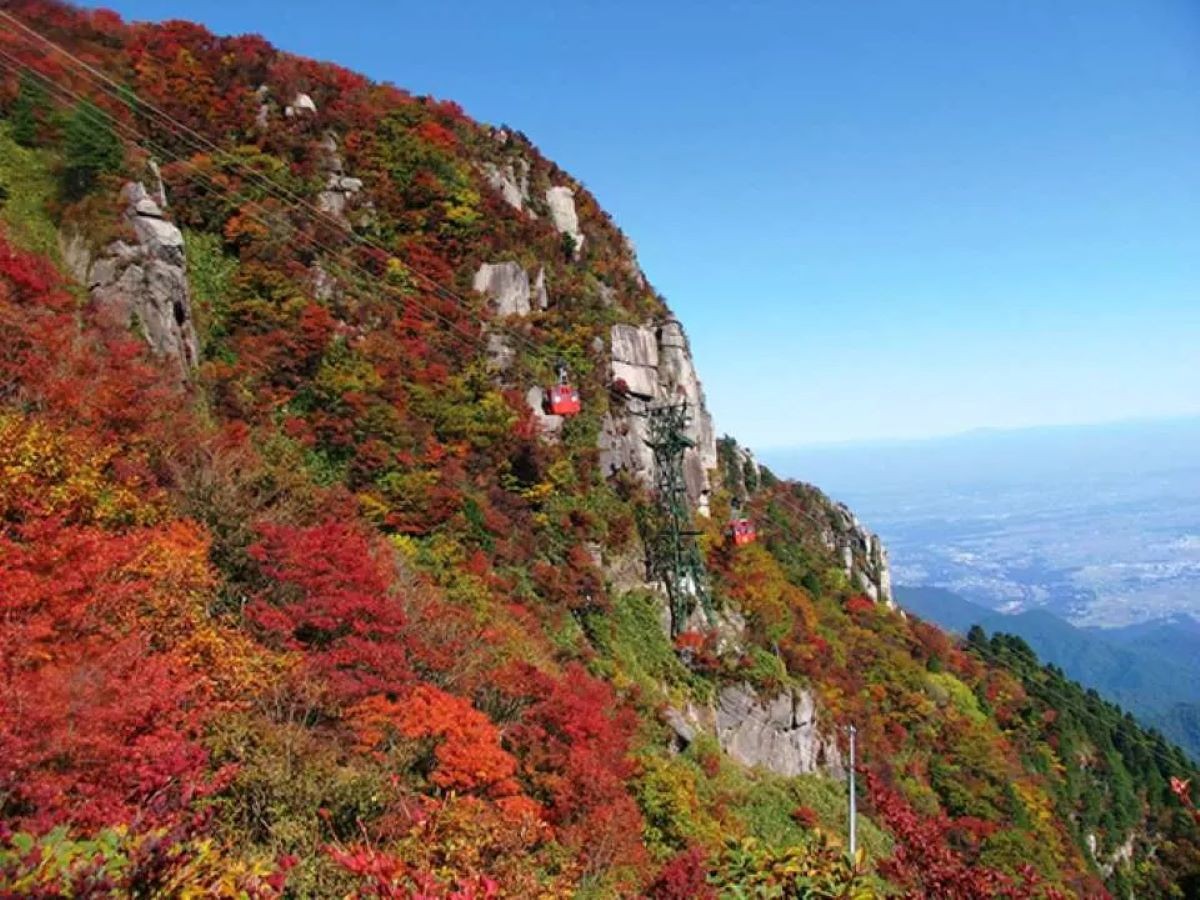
[643,401,714,636]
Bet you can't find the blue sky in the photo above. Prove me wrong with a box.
[83,0,1200,447]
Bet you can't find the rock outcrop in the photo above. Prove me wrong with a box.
[482,158,532,213]
[831,502,894,607]
[1087,831,1137,879]
[665,682,845,779]
[285,92,317,117]
[545,185,584,257]
[315,132,370,226]
[600,320,717,511]
[83,182,198,378]
[473,262,526,317]
[473,261,548,318]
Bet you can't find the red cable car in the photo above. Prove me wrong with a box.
[546,362,582,416]
[727,517,757,546]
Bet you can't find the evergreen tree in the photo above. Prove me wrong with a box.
[10,72,46,147]
[60,99,122,200]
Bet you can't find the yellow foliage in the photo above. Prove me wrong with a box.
[122,520,288,698]
[0,413,160,525]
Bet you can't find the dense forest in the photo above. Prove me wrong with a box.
[0,2,1198,896]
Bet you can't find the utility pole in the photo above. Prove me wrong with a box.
[848,723,858,859]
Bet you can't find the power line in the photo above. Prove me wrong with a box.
[0,7,687,415]
[0,50,504,368]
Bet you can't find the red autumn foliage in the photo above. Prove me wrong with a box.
[844,594,875,616]
[0,521,216,832]
[248,521,411,702]
[501,663,649,878]
[1171,777,1200,827]
[647,846,716,900]
[791,805,820,828]
[328,844,500,900]
[865,771,1068,899]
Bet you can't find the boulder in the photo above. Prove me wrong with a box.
[318,131,344,173]
[473,262,531,317]
[285,92,317,117]
[318,173,365,223]
[254,85,271,130]
[545,185,584,256]
[147,159,168,208]
[664,683,843,779]
[486,332,517,372]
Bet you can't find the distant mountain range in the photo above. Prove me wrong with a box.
[897,585,1200,760]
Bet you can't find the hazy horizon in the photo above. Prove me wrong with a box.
[753,411,1200,454]
[765,416,1200,629]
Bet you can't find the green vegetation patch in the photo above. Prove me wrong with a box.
[0,124,60,260]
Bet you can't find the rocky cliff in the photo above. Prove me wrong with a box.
[63,179,198,378]
[667,683,846,779]
[599,320,718,512]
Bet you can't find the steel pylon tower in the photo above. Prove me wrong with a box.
[643,401,714,636]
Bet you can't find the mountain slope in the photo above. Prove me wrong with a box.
[0,2,1198,896]
[898,586,1200,761]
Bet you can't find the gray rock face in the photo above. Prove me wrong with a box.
[147,159,168,208]
[545,185,584,256]
[473,261,532,317]
[610,323,659,398]
[601,321,718,512]
[86,182,198,378]
[622,234,647,287]
[486,333,517,373]
[1088,831,1136,879]
[315,134,367,224]
[317,131,343,173]
[482,158,532,213]
[830,502,894,608]
[598,410,655,483]
[254,85,271,130]
[665,682,844,779]
[716,684,844,777]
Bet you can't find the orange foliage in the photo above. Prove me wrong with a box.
[348,686,521,799]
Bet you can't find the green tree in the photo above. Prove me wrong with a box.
[60,99,122,200]
[10,72,47,147]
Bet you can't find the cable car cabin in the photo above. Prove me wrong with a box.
[727,518,757,546]
[546,383,582,416]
